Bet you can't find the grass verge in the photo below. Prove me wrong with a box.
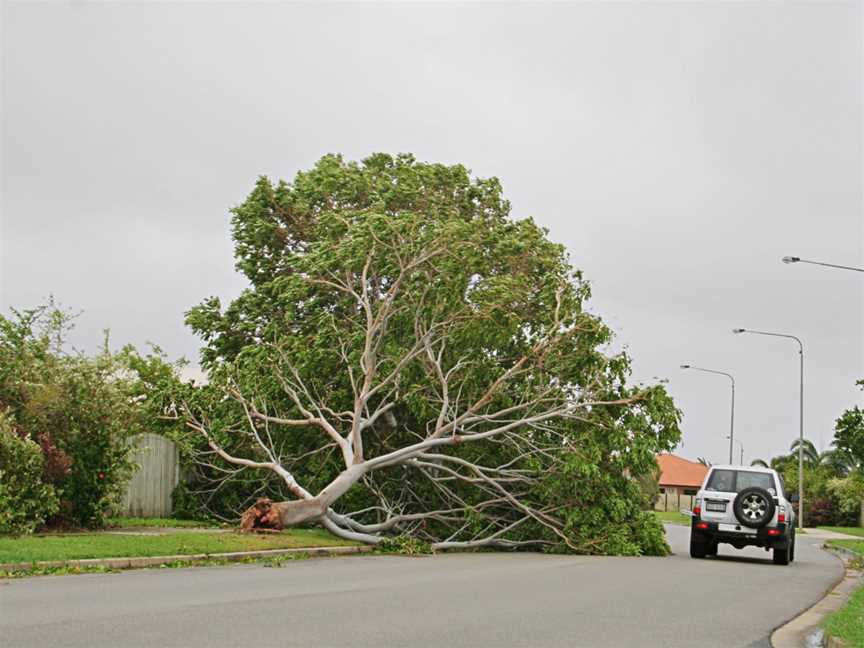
[654,511,691,526]
[0,551,318,579]
[823,585,864,647]
[823,540,864,647]
[818,526,864,538]
[0,529,358,565]
[827,539,864,558]
[108,517,220,529]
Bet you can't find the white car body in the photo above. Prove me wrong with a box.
[689,464,797,565]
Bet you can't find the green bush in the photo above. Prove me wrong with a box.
[632,511,672,556]
[0,303,164,529]
[378,535,433,555]
[828,474,864,527]
[0,414,59,535]
[39,354,137,527]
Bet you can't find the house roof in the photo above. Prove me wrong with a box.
[656,454,709,488]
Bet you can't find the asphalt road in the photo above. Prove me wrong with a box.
[0,525,843,648]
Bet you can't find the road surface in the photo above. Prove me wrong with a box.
[0,525,843,647]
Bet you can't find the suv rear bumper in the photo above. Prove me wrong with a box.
[692,518,790,547]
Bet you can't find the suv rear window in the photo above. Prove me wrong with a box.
[705,469,775,493]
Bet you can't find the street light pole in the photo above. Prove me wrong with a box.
[733,328,804,529]
[680,365,736,464]
[781,256,864,273]
[727,437,744,465]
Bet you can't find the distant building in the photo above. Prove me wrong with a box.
[654,454,709,512]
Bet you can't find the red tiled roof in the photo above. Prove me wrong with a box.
[656,454,709,489]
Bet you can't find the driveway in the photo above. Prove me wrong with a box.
[0,525,843,648]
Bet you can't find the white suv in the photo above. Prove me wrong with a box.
[690,465,797,565]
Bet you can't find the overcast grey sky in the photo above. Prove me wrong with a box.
[2,1,862,465]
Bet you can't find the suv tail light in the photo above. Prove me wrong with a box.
[696,522,709,530]
[693,506,701,516]
[778,506,786,523]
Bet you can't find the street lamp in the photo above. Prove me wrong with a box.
[781,256,864,273]
[727,437,744,466]
[733,328,804,529]
[680,364,736,464]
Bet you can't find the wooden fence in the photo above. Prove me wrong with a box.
[121,433,180,518]
[654,490,696,513]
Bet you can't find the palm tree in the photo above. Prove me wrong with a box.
[750,459,769,468]
[789,438,819,468]
[771,455,793,472]
[818,448,856,477]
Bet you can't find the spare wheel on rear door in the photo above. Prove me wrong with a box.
[733,487,775,528]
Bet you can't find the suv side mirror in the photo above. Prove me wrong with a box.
[789,493,800,503]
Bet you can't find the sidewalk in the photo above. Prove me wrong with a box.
[800,528,863,541]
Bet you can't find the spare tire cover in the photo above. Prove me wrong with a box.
[733,487,776,528]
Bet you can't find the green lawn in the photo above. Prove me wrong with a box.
[827,539,864,557]
[0,529,358,564]
[818,526,864,538]
[823,584,864,647]
[654,511,691,526]
[823,540,864,647]
[108,517,218,529]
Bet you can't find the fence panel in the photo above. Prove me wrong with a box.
[680,494,694,512]
[654,491,696,513]
[121,433,179,518]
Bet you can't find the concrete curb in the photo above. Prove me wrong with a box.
[0,545,373,573]
[825,544,861,564]
[770,545,862,648]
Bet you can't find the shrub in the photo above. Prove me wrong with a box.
[0,414,59,535]
[807,498,837,527]
[39,354,138,527]
[35,432,72,484]
[378,535,433,555]
[827,474,864,527]
[632,511,672,556]
[0,303,154,529]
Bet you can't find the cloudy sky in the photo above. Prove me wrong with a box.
[2,1,862,465]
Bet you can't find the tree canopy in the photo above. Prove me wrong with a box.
[179,154,681,554]
[833,380,864,471]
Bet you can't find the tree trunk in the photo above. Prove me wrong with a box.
[273,464,368,528]
[273,498,328,527]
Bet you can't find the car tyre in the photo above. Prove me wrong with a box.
[733,487,776,529]
[789,530,796,563]
[773,540,791,566]
[690,533,708,559]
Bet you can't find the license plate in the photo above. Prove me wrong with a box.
[706,501,727,512]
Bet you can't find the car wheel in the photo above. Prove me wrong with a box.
[789,531,796,563]
[733,487,776,529]
[707,541,718,557]
[690,534,708,559]
[773,541,790,566]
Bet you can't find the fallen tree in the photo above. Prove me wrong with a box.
[178,154,680,554]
